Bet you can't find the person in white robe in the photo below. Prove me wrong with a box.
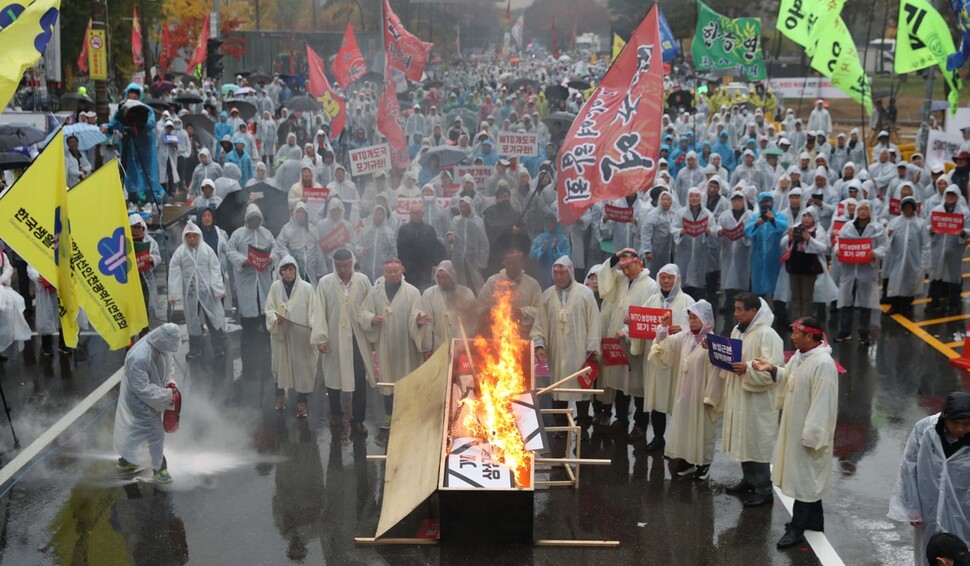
[266,256,319,419]
[419,261,476,356]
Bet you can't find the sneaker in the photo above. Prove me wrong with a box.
[676,464,698,477]
[693,465,711,481]
[116,459,140,473]
[776,526,806,549]
[275,396,285,411]
[833,333,852,343]
[186,350,203,360]
[153,469,173,484]
[42,344,53,357]
[58,346,72,355]
[295,403,308,419]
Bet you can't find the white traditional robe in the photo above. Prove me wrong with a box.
[266,277,319,393]
[531,282,602,402]
[360,280,424,395]
[310,272,374,391]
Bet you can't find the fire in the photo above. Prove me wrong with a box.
[461,280,531,488]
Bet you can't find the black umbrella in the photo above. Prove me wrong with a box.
[215,182,290,234]
[423,79,443,89]
[285,96,322,113]
[0,152,32,170]
[360,71,384,84]
[176,93,204,105]
[509,78,539,92]
[543,111,577,129]
[420,146,469,168]
[544,85,569,101]
[118,100,157,130]
[59,92,94,112]
[0,124,47,150]
[181,113,215,136]
[249,72,273,85]
[567,80,590,91]
[148,99,179,113]
[223,98,257,121]
[149,80,176,98]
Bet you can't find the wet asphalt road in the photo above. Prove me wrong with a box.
[0,298,959,565]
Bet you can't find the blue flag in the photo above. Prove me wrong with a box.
[659,7,679,61]
[948,0,970,70]
[707,334,743,371]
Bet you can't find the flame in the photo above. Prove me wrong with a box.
[461,280,531,488]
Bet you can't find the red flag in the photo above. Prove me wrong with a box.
[550,17,560,60]
[556,5,663,225]
[77,19,91,74]
[377,62,409,169]
[159,24,172,74]
[306,44,347,138]
[383,0,433,82]
[185,14,210,72]
[132,7,144,67]
[333,23,367,87]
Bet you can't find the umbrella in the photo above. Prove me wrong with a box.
[544,85,569,101]
[148,99,179,114]
[149,80,176,98]
[423,79,443,89]
[249,72,272,84]
[215,182,290,234]
[220,84,239,96]
[118,99,157,129]
[181,113,215,136]
[0,152,31,170]
[224,99,257,121]
[543,111,577,129]
[509,79,539,92]
[235,86,256,96]
[567,80,590,91]
[176,93,204,105]
[0,124,47,150]
[445,108,479,134]
[59,92,94,112]
[557,54,573,62]
[420,146,468,169]
[273,159,303,193]
[762,147,784,157]
[360,71,384,84]
[63,123,106,151]
[285,96,322,113]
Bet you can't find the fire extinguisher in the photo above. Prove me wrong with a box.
[164,383,181,433]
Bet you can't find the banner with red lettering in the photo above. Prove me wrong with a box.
[185,14,210,74]
[628,306,670,340]
[831,219,845,246]
[333,23,367,87]
[248,245,272,272]
[383,0,434,82]
[303,186,330,217]
[556,5,663,224]
[837,238,872,264]
[349,144,391,176]
[722,221,746,241]
[378,61,410,169]
[604,204,635,223]
[600,338,629,366]
[497,131,539,157]
[931,211,965,235]
[456,166,493,187]
[319,223,352,254]
[888,197,922,216]
[682,217,708,237]
[306,45,347,138]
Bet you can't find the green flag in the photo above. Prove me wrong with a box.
[777,0,846,56]
[810,17,873,115]
[692,0,766,81]
[896,0,961,113]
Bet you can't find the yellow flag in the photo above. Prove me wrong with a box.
[0,0,63,110]
[67,162,147,350]
[0,129,80,346]
[612,33,626,62]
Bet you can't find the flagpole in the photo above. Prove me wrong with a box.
[860,0,879,164]
[919,0,944,126]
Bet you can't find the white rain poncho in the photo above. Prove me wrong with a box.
[721,298,784,462]
[530,256,602,402]
[113,323,179,470]
[717,195,754,291]
[636,264,695,414]
[310,198,357,277]
[928,187,970,284]
[357,206,399,283]
[27,264,58,335]
[889,392,970,565]
[168,222,227,337]
[596,255,659,396]
[639,192,677,276]
[649,300,724,466]
[772,339,839,502]
[359,270,424,395]
[885,199,930,298]
[214,162,242,199]
[418,261,477,354]
[266,255,319,394]
[189,149,223,198]
[672,190,715,289]
[273,202,319,283]
[835,203,889,308]
[599,197,640,252]
[0,251,29,352]
[226,204,276,318]
[130,214,164,320]
[449,196,490,293]
[309,250,375,392]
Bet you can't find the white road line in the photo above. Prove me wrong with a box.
[773,485,846,566]
[0,367,123,488]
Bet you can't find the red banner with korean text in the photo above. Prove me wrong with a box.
[377,61,410,169]
[333,23,367,87]
[628,306,670,340]
[836,238,872,264]
[306,44,346,138]
[556,6,663,225]
[248,245,272,272]
[931,211,965,235]
[383,0,434,82]
[319,223,352,254]
[722,221,745,241]
[600,338,629,366]
[604,204,635,223]
[682,217,708,237]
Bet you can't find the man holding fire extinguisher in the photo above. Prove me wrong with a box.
[114,323,182,484]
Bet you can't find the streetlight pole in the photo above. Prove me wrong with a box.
[91,0,109,167]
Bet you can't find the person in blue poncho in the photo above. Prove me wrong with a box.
[101,83,163,203]
[712,131,736,173]
[530,212,570,289]
[744,192,789,300]
[224,138,255,187]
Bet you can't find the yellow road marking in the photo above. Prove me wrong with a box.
[946,340,966,348]
[913,291,970,305]
[915,314,970,327]
[890,314,960,359]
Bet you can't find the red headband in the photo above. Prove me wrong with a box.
[791,321,824,335]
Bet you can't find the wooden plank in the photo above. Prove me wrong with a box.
[354,537,439,546]
[534,540,621,547]
[374,343,451,539]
